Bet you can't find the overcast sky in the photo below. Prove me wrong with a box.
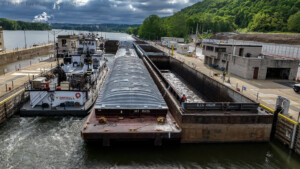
[0,0,200,24]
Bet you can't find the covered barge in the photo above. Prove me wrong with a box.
[81,42,181,146]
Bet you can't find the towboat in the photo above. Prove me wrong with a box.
[20,33,108,116]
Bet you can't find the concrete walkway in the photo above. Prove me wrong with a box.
[150,41,300,121]
[0,58,58,99]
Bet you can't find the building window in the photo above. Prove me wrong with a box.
[62,39,67,47]
[216,48,226,52]
[206,46,214,51]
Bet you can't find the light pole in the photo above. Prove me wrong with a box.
[23,30,27,48]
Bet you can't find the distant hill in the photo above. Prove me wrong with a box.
[0,18,51,30]
[175,0,300,32]
[138,0,300,40]
[51,23,140,32]
[0,18,139,32]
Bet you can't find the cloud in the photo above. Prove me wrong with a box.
[10,0,25,4]
[33,12,52,22]
[53,0,63,9]
[73,0,91,6]
[129,4,137,11]
[1,0,201,24]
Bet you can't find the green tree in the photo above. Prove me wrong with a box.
[288,11,300,32]
[0,18,51,30]
[126,26,139,35]
[248,12,285,32]
[138,15,164,40]
[166,13,187,37]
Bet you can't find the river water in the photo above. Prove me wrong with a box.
[1,116,300,169]
[0,30,133,75]
[0,31,300,169]
[3,30,134,50]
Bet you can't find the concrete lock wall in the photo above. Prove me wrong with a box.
[168,57,254,103]
[295,126,300,154]
[275,117,294,147]
[0,44,53,66]
[0,89,29,124]
[275,114,299,150]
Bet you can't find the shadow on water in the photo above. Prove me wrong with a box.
[82,141,300,169]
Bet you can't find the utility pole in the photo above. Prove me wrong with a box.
[194,23,199,57]
[24,30,27,48]
[49,30,63,45]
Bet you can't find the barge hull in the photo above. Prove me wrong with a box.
[81,110,181,146]
[20,101,92,116]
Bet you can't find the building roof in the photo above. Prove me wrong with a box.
[57,35,78,39]
[95,56,168,110]
[203,41,262,47]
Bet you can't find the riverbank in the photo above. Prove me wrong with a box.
[0,43,54,66]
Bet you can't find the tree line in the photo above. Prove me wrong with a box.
[0,18,51,30]
[51,23,140,32]
[133,0,300,40]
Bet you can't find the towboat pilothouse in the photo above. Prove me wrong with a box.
[20,33,108,116]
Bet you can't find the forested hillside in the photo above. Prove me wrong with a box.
[136,0,300,40]
[0,18,51,30]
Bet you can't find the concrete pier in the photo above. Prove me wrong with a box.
[0,43,53,66]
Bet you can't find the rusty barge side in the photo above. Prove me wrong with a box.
[134,40,274,143]
[81,42,181,146]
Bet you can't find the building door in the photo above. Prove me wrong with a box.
[253,67,259,79]
[239,48,244,56]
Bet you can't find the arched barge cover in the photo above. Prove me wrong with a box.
[95,56,168,116]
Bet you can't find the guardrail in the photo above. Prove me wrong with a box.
[184,102,259,111]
